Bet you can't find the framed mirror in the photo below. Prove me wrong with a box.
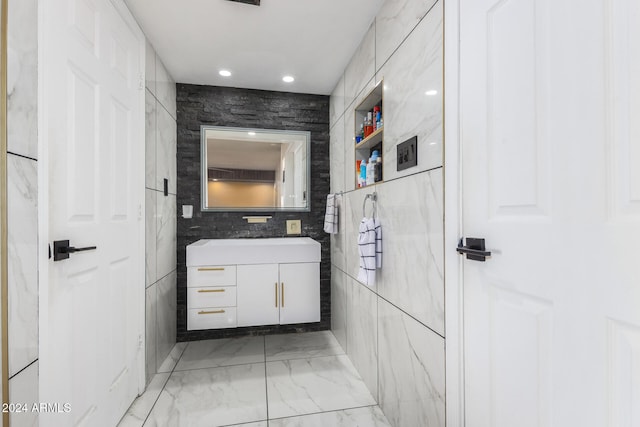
[201,126,311,212]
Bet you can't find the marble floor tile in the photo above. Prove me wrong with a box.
[118,373,170,427]
[144,363,267,427]
[9,360,38,427]
[229,423,268,427]
[269,406,391,427]
[157,342,187,374]
[175,336,265,371]
[265,331,344,361]
[266,355,375,419]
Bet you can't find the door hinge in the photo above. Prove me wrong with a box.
[138,334,143,350]
[138,204,143,220]
[138,74,144,90]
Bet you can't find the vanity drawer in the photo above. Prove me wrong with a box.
[187,265,236,287]
[188,286,236,309]
[188,307,237,330]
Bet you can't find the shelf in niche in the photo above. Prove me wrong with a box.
[355,127,383,150]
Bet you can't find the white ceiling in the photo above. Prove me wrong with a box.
[124,0,385,95]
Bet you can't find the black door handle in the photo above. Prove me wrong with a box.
[53,240,97,261]
[457,237,491,262]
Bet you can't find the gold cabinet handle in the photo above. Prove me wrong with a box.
[275,282,278,307]
[198,309,225,315]
[281,282,284,307]
[198,267,225,271]
[198,289,225,293]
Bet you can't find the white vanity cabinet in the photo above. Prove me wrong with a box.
[186,238,321,331]
[237,263,320,327]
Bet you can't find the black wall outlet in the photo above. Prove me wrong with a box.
[397,136,418,171]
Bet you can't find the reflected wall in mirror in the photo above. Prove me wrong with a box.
[201,126,311,211]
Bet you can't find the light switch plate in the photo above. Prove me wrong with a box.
[397,135,418,171]
[286,220,301,235]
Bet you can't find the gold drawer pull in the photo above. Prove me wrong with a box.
[198,309,226,315]
[198,267,225,271]
[198,289,225,293]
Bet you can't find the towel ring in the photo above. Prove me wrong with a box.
[362,192,377,218]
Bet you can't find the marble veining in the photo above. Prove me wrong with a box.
[156,271,177,372]
[376,169,444,335]
[378,299,445,427]
[145,90,157,190]
[330,115,346,194]
[155,104,177,195]
[145,285,158,384]
[157,342,188,374]
[266,355,375,419]
[375,0,439,67]
[156,193,176,280]
[344,22,376,105]
[7,0,38,159]
[155,57,177,121]
[377,0,443,181]
[175,336,265,371]
[265,331,344,361]
[145,189,157,287]
[269,406,391,427]
[118,373,170,427]
[7,154,38,377]
[9,360,38,427]
[144,363,267,427]
[346,277,378,400]
[329,74,345,128]
[145,39,157,95]
[330,267,348,351]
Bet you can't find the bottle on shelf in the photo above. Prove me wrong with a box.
[364,112,374,138]
[366,151,378,186]
[373,106,381,130]
[375,156,383,182]
[356,160,362,187]
[360,159,367,187]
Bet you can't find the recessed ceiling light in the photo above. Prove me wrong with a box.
[219,70,232,77]
[248,132,256,136]
[282,75,295,83]
[425,89,438,96]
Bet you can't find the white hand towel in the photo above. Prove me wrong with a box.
[324,194,339,234]
[357,217,382,287]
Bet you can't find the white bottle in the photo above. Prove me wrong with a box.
[366,157,375,185]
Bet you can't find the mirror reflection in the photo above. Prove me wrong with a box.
[201,126,311,211]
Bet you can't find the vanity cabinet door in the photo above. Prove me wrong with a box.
[278,263,320,325]
[237,264,280,327]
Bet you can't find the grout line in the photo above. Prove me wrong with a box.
[8,358,38,381]
[6,151,37,162]
[263,335,269,424]
[267,404,380,422]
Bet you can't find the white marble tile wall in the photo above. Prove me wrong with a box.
[330,116,346,194]
[145,91,157,189]
[9,361,38,427]
[377,0,443,181]
[376,169,444,335]
[378,299,445,427]
[328,2,444,426]
[344,22,377,107]
[7,154,38,377]
[375,0,438,67]
[156,271,177,372]
[331,267,348,351]
[330,74,345,128]
[145,285,157,384]
[330,193,346,271]
[145,40,177,384]
[7,0,38,160]
[346,277,378,401]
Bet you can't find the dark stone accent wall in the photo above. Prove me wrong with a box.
[176,84,331,341]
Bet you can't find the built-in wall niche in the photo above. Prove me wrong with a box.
[201,126,311,211]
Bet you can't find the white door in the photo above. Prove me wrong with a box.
[237,264,280,327]
[459,0,640,426]
[279,263,319,325]
[40,0,145,425]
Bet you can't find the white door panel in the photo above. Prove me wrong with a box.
[42,0,144,425]
[460,0,640,426]
[237,264,280,327]
[279,263,320,325]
